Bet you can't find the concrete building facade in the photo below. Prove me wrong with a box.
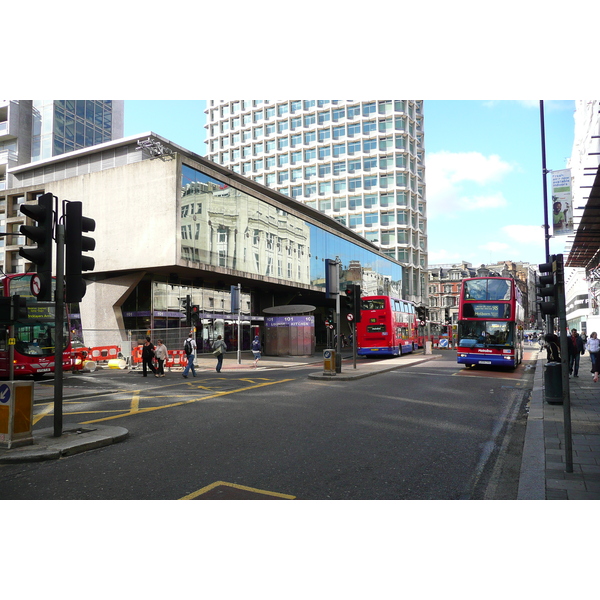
[0,100,124,273]
[4,133,404,355]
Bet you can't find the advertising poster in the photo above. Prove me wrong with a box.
[551,169,573,236]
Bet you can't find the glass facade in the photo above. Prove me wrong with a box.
[180,163,403,296]
[204,99,426,304]
[32,100,116,161]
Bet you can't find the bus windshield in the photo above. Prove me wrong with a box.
[462,279,512,301]
[361,298,386,310]
[14,321,69,357]
[458,321,514,348]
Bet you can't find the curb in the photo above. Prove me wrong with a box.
[517,354,546,499]
[0,425,129,463]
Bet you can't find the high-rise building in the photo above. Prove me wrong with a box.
[204,100,427,305]
[1,100,124,190]
[0,99,124,272]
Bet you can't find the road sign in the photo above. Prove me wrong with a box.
[0,384,11,404]
[347,313,354,321]
[439,339,449,348]
[30,274,41,297]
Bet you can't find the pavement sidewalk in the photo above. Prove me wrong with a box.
[518,348,600,500]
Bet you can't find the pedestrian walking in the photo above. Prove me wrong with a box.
[586,331,600,383]
[154,339,168,377]
[141,336,157,377]
[213,335,227,373]
[251,335,261,368]
[544,333,561,362]
[182,333,197,378]
[567,328,585,377]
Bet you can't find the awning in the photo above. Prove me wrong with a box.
[566,166,600,269]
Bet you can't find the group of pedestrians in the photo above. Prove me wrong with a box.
[543,328,600,383]
[569,328,600,383]
[140,333,264,376]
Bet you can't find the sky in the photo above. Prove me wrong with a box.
[124,99,576,268]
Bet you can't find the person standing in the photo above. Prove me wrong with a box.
[213,335,227,373]
[567,328,585,377]
[154,339,168,377]
[251,335,261,368]
[141,336,157,377]
[585,331,600,383]
[182,333,197,378]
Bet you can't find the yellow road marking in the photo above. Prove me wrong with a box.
[32,402,54,425]
[180,480,295,500]
[130,392,140,414]
[79,379,295,424]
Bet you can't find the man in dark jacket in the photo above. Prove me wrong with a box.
[141,336,157,377]
[567,328,585,377]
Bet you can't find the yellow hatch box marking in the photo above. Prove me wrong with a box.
[79,379,295,424]
[180,481,296,500]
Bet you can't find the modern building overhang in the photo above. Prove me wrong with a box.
[566,166,600,270]
[8,131,386,259]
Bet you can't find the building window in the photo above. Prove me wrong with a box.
[349,196,362,210]
[363,139,376,152]
[349,215,362,229]
[333,180,346,193]
[333,161,346,175]
[333,143,345,157]
[349,177,361,191]
[365,213,378,227]
[318,146,331,160]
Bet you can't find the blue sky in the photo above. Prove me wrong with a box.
[124,99,575,267]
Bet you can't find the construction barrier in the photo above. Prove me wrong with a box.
[166,350,187,369]
[129,346,187,370]
[89,345,120,362]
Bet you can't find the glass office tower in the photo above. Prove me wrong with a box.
[204,100,426,304]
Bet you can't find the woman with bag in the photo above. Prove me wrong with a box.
[154,339,168,378]
[586,331,600,383]
[213,335,227,373]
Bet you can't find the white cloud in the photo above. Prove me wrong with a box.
[426,151,514,215]
[428,248,463,263]
[503,224,546,245]
[479,241,510,253]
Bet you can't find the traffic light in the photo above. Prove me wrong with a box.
[191,305,200,322]
[19,192,54,301]
[182,295,192,327]
[537,258,557,317]
[344,286,354,310]
[416,306,427,326]
[11,295,28,321]
[65,201,96,303]
[0,295,28,324]
[343,284,361,322]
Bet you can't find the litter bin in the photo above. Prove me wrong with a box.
[0,381,35,449]
[323,349,336,376]
[544,361,563,404]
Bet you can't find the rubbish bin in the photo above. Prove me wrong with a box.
[0,381,35,449]
[323,349,336,376]
[544,361,563,404]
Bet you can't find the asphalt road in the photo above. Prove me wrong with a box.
[0,355,532,500]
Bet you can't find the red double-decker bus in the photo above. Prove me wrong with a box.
[357,295,419,357]
[0,273,73,379]
[456,277,524,368]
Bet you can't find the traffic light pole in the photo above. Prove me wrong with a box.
[555,256,573,472]
[54,221,65,437]
[336,291,341,373]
